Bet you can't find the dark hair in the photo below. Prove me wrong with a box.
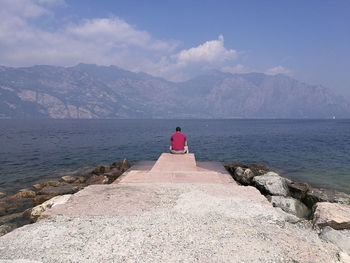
[176,126,181,132]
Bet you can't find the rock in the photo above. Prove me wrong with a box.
[61,175,77,183]
[248,163,270,176]
[38,184,79,196]
[92,165,110,175]
[270,196,311,218]
[0,212,24,224]
[338,252,350,263]
[76,176,87,183]
[288,181,310,200]
[235,166,244,176]
[33,194,56,206]
[86,175,109,185]
[104,168,123,183]
[33,183,46,191]
[320,226,350,255]
[313,202,350,230]
[253,172,290,196]
[231,167,256,185]
[0,198,33,216]
[111,159,131,172]
[0,192,6,198]
[120,159,131,171]
[11,189,36,199]
[33,180,62,190]
[304,188,350,208]
[242,169,255,184]
[30,194,72,222]
[0,223,17,237]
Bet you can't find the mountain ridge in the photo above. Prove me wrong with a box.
[0,64,348,119]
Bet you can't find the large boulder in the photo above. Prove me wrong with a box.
[30,194,72,221]
[253,172,290,196]
[304,188,350,208]
[287,181,310,200]
[313,202,350,230]
[320,226,350,255]
[270,196,311,218]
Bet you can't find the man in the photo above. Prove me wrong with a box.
[170,127,189,154]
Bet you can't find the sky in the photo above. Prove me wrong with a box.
[0,0,349,98]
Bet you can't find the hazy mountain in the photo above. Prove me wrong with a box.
[0,64,348,119]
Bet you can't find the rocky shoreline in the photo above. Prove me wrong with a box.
[0,159,130,236]
[225,162,350,257]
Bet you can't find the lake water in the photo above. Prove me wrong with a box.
[0,119,349,194]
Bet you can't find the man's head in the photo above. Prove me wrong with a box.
[176,126,181,132]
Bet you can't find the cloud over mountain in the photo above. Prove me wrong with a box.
[0,0,245,81]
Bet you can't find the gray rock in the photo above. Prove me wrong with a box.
[304,188,350,208]
[338,252,350,263]
[271,196,310,218]
[30,194,72,222]
[287,181,310,200]
[235,166,244,176]
[253,172,290,196]
[313,202,350,230]
[242,168,255,185]
[320,226,350,254]
[0,192,6,199]
[229,167,256,185]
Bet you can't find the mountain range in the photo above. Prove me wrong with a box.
[0,63,349,119]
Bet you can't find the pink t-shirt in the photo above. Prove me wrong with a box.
[171,132,187,150]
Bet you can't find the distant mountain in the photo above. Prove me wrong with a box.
[0,64,349,118]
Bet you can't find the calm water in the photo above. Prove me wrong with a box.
[0,119,349,194]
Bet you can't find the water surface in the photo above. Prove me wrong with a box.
[0,119,349,193]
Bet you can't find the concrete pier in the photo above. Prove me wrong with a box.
[116,153,234,184]
[0,153,341,263]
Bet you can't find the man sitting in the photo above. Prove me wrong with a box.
[170,126,189,154]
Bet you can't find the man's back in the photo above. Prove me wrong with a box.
[171,131,187,151]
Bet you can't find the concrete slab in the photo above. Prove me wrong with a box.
[117,153,235,184]
[0,183,340,263]
[150,153,197,172]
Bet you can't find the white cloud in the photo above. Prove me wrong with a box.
[266,65,293,76]
[0,0,239,81]
[177,35,237,66]
[66,18,176,52]
[221,64,248,74]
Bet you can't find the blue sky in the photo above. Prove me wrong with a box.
[1,0,349,97]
